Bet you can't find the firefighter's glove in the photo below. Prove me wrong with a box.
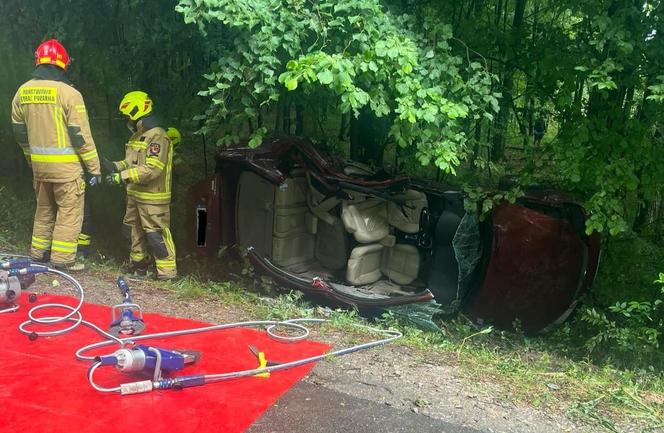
[88,175,103,187]
[101,157,117,174]
[106,173,123,185]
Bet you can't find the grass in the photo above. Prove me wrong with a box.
[457,345,664,430]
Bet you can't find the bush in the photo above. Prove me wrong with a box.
[579,273,664,368]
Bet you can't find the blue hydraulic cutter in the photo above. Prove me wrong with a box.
[109,276,145,336]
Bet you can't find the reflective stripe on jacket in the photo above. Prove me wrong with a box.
[115,123,172,205]
[11,78,100,182]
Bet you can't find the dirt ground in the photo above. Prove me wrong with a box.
[21,269,658,433]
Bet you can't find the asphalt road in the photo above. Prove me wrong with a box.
[248,382,485,433]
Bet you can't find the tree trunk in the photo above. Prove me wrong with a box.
[471,119,483,169]
[282,96,291,134]
[295,103,304,135]
[633,198,652,233]
[338,113,348,141]
[274,99,282,133]
[491,0,527,161]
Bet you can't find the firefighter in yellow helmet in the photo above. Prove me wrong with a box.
[10,39,101,271]
[104,91,177,280]
[166,127,183,168]
[166,127,181,151]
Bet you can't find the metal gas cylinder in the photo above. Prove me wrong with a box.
[0,270,22,306]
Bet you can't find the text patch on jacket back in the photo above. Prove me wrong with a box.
[20,87,57,104]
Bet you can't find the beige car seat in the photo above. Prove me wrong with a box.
[346,244,384,285]
[346,243,421,286]
[388,189,428,233]
[381,244,420,285]
[342,192,422,286]
[271,176,316,270]
[341,199,389,243]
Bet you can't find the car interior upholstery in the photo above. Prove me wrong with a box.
[271,175,316,272]
[236,170,453,295]
[341,198,390,243]
[236,171,275,258]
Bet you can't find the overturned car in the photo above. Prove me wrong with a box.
[188,137,600,333]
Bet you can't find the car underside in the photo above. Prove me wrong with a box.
[187,137,601,333]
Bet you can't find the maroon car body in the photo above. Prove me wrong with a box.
[187,137,600,333]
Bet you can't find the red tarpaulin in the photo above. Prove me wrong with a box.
[0,293,329,433]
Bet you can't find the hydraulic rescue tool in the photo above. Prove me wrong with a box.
[96,345,201,392]
[0,259,44,313]
[109,276,145,336]
[91,345,204,394]
[10,254,403,396]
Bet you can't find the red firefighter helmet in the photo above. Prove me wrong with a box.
[34,39,70,70]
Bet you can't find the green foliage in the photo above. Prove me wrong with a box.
[551,235,664,373]
[176,0,499,173]
[524,2,664,236]
[463,185,523,217]
[648,75,664,103]
[580,274,664,364]
[2,0,660,239]
[417,0,664,237]
[260,291,312,321]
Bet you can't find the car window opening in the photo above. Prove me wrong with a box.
[196,205,207,247]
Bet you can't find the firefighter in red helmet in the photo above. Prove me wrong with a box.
[10,39,101,271]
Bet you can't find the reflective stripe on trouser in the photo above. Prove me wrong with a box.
[123,198,148,265]
[31,235,52,252]
[122,197,176,278]
[77,232,91,257]
[31,178,85,264]
[77,194,93,257]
